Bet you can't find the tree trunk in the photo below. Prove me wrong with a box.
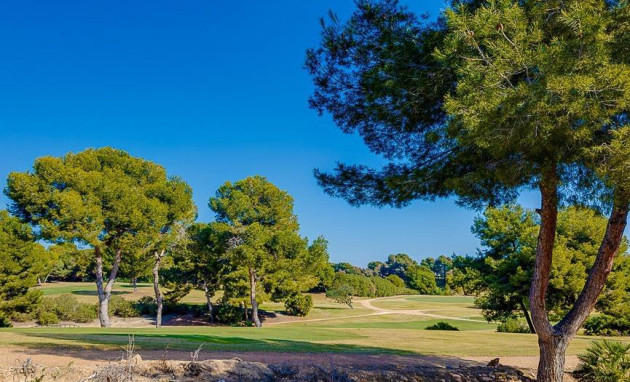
[132,277,137,293]
[95,246,122,328]
[529,167,630,382]
[203,281,214,322]
[529,168,562,382]
[537,336,569,382]
[519,299,536,334]
[153,250,165,329]
[248,268,261,327]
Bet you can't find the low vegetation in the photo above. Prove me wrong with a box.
[576,340,630,382]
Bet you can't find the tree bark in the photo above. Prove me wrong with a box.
[529,167,561,381]
[95,246,122,328]
[132,277,137,293]
[519,299,536,334]
[203,281,214,322]
[153,250,165,329]
[248,267,261,327]
[557,199,629,335]
[529,167,630,382]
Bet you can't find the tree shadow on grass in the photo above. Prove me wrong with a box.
[11,331,489,370]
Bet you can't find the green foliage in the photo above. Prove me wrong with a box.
[0,313,11,328]
[73,304,98,323]
[576,340,630,382]
[584,315,630,337]
[406,265,438,295]
[210,176,327,326]
[326,285,354,308]
[135,296,158,316]
[37,295,98,323]
[0,210,46,318]
[215,304,243,325]
[386,274,405,288]
[425,322,459,331]
[108,296,138,318]
[6,148,195,326]
[284,294,313,317]
[36,311,59,326]
[472,205,628,325]
[497,319,532,334]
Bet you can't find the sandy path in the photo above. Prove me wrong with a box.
[357,297,488,323]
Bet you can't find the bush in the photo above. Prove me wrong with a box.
[108,296,139,317]
[0,313,12,328]
[135,296,157,315]
[284,294,313,317]
[497,318,532,334]
[425,321,459,331]
[216,304,243,325]
[73,304,98,323]
[52,294,80,320]
[10,312,33,322]
[37,311,60,326]
[576,339,630,382]
[584,315,630,336]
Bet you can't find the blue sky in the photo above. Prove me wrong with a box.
[0,1,539,266]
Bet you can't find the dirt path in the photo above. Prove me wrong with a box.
[268,296,487,326]
[357,297,488,322]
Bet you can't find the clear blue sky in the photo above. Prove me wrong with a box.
[0,1,540,266]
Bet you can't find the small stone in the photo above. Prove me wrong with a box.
[487,358,501,367]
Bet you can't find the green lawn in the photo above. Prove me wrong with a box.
[16,283,630,358]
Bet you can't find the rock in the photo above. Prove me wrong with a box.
[487,358,501,367]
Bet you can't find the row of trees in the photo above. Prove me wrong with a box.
[1,148,329,328]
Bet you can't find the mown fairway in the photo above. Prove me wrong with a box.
[4,283,629,358]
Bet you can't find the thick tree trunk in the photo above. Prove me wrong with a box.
[537,336,569,382]
[203,281,214,322]
[519,299,536,334]
[529,168,563,382]
[95,246,122,328]
[153,250,165,329]
[248,268,261,327]
[529,167,630,382]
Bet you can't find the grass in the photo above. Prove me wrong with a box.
[35,281,208,304]
[15,283,630,358]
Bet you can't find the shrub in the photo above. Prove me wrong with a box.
[497,318,532,334]
[0,313,12,328]
[576,339,630,382]
[52,294,80,320]
[37,311,60,326]
[74,304,98,323]
[584,315,630,336]
[108,296,139,317]
[425,321,459,331]
[10,312,33,322]
[216,304,243,325]
[284,294,313,317]
[135,296,157,315]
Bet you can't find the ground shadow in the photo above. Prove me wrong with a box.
[11,331,489,370]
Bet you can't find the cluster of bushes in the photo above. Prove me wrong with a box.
[328,273,417,298]
[584,314,630,336]
[15,295,100,325]
[497,318,532,334]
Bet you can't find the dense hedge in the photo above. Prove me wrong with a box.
[584,315,630,336]
[329,273,417,298]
